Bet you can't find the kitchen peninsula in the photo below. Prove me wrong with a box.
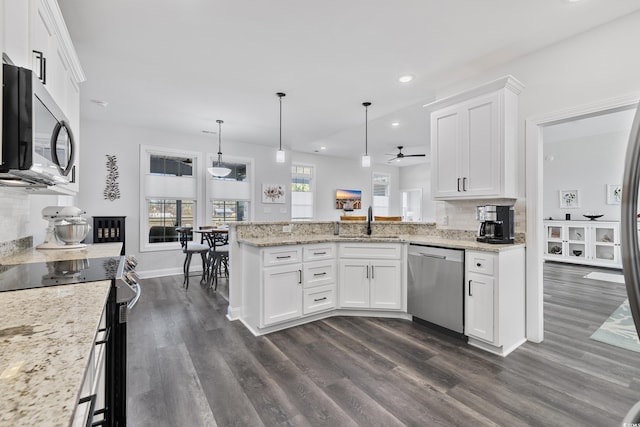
[0,243,123,427]
[228,221,526,356]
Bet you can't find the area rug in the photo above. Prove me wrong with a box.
[584,271,625,283]
[590,299,640,353]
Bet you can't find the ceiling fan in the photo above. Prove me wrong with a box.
[387,146,426,163]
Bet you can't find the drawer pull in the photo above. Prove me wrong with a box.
[313,272,327,277]
[276,255,292,259]
[314,297,328,302]
[313,251,327,255]
[469,280,472,296]
[476,262,481,267]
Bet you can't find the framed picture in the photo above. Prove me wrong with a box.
[262,184,285,204]
[607,184,622,205]
[335,189,361,211]
[559,189,580,209]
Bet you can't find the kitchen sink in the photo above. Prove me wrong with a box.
[336,235,400,239]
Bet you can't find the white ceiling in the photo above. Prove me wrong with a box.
[57,0,640,167]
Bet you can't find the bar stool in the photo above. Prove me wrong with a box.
[176,227,209,289]
[202,230,229,291]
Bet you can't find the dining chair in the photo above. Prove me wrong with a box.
[176,227,209,289]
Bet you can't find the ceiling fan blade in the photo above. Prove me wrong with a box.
[405,154,426,157]
[387,156,399,163]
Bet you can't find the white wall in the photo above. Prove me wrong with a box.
[425,10,640,229]
[543,131,628,221]
[76,119,291,274]
[291,152,401,221]
[398,163,436,222]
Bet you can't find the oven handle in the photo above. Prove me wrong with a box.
[127,282,142,310]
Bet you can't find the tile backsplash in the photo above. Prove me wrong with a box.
[435,198,526,234]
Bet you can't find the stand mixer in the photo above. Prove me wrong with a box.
[37,206,90,250]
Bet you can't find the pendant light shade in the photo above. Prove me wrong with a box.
[362,101,372,168]
[276,92,286,163]
[208,120,232,177]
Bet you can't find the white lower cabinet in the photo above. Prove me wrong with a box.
[543,220,621,268]
[260,244,336,328]
[338,243,402,310]
[465,272,495,343]
[263,263,303,326]
[464,248,525,356]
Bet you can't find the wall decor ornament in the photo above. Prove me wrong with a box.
[607,184,622,205]
[559,189,580,208]
[104,155,121,201]
[262,184,285,204]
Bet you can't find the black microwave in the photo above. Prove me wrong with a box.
[1,63,75,187]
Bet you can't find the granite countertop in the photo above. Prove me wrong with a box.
[0,243,124,426]
[0,242,123,265]
[237,234,525,252]
[0,280,111,426]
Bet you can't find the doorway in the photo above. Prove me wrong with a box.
[525,96,639,342]
[401,188,422,222]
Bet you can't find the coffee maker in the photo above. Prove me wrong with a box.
[476,205,515,244]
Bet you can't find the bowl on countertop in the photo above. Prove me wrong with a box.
[55,221,90,245]
[572,250,583,256]
[583,213,604,221]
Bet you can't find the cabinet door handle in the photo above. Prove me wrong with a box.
[463,177,468,191]
[313,297,327,302]
[298,270,302,284]
[366,265,369,279]
[468,280,472,296]
[476,262,481,267]
[313,272,327,277]
[276,255,291,259]
[457,178,461,192]
[371,265,375,279]
[313,251,327,255]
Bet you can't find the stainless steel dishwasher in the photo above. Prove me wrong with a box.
[407,244,464,334]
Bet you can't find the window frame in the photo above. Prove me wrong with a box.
[139,145,204,252]
[291,163,316,221]
[205,154,255,224]
[372,172,391,217]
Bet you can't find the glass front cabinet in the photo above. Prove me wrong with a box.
[543,220,620,268]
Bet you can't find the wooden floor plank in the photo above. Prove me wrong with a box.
[127,261,640,426]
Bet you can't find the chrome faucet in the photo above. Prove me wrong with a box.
[367,206,373,235]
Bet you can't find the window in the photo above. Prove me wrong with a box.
[208,157,253,223]
[291,164,314,221]
[140,146,202,251]
[373,173,390,216]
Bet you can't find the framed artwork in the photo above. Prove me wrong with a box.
[262,184,285,204]
[335,189,361,211]
[607,184,622,205]
[559,189,580,209]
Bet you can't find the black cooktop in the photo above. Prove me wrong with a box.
[0,256,122,292]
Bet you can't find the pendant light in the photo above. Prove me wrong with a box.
[207,119,232,177]
[276,92,286,163]
[361,101,371,167]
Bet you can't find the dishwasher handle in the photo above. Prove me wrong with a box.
[419,253,446,260]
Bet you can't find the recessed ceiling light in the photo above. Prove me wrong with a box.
[320,146,327,150]
[391,122,400,127]
[566,0,581,2]
[398,75,414,83]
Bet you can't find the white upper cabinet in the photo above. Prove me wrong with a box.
[425,76,524,200]
[4,0,85,125]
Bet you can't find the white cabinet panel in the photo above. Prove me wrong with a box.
[543,220,621,268]
[303,260,335,288]
[263,264,302,326]
[370,260,402,310]
[465,272,495,343]
[263,246,302,267]
[303,284,336,315]
[339,260,370,308]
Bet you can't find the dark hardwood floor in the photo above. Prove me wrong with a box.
[128,263,640,426]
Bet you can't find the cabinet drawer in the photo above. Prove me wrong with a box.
[263,246,302,266]
[339,243,401,260]
[303,244,335,262]
[303,284,336,315]
[466,251,495,275]
[303,261,335,288]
